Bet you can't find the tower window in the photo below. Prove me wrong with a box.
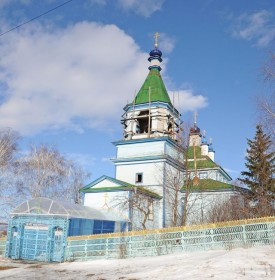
[137,110,151,134]
[135,173,143,183]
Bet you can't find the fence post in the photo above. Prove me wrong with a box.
[84,238,87,261]
[242,225,247,247]
[181,231,185,252]
[106,237,109,258]
[210,228,215,250]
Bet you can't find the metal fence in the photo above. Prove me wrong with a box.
[66,216,275,261]
[1,217,274,261]
[0,238,6,256]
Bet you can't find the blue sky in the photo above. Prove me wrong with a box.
[0,0,274,182]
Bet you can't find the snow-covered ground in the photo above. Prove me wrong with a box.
[0,245,274,279]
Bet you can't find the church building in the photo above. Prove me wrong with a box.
[80,35,239,229]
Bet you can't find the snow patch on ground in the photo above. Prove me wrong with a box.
[0,245,275,279]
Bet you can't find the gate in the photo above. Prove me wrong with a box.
[51,227,65,262]
[20,223,49,261]
[9,226,19,259]
[6,215,68,262]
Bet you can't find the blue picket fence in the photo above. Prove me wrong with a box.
[1,217,275,262]
[66,217,275,261]
[0,238,6,256]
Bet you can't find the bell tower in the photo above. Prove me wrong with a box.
[122,33,180,142]
[82,33,236,229]
[112,34,185,227]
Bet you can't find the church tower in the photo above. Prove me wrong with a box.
[122,33,180,141]
[112,34,184,227]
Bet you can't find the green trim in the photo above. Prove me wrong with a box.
[132,68,171,105]
[182,179,235,191]
[80,176,162,200]
[82,186,127,192]
[132,186,162,199]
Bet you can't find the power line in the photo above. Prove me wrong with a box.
[0,0,74,37]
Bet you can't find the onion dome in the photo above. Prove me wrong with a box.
[201,130,207,145]
[149,48,162,57]
[190,124,201,135]
[201,135,207,144]
[208,138,215,152]
[148,48,162,71]
[208,144,214,152]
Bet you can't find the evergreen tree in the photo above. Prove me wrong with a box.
[239,125,274,201]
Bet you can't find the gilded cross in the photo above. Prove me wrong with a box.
[102,193,109,209]
[154,32,159,48]
[194,111,197,124]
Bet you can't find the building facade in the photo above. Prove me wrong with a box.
[81,38,239,229]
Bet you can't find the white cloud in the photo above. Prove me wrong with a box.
[101,157,114,163]
[0,20,204,136]
[168,89,208,112]
[66,152,96,168]
[0,0,32,8]
[231,10,275,47]
[223,168,239,175]
[117,0,165,17]
[158,33,175,53]
[0,22,149,135]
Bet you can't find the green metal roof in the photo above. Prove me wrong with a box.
[187,159,218,169]
[187,146,202,159]
[80,175,162,200]
[182,179,235,191]
[133,68,171,105]
[187,146,219,169]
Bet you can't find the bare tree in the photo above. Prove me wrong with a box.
[258,52,275,145]
[16,144,90,202]
[164,121,205,227]
[68,164,91,204]
[206,195,248,223]
[164,167,184,227]
[257,94,275,144]
[129,192,154,230]
[0,128,19,171]
[0,128,20,218]
[114,188,157,230]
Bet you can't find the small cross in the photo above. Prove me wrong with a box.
[154,32,159,48]
[194,112,198,124]
[102,193,109,209]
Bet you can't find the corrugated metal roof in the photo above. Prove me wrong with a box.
[11,197,129,222]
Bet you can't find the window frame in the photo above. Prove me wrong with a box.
[135,172,143,184]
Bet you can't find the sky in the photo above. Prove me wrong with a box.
[0,0,274,182]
